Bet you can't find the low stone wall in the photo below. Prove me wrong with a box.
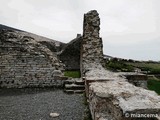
[83,63,160,120]
[117,72,148,89]
[86,70,160,120]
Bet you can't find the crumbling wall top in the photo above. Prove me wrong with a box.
[83,10,100,38]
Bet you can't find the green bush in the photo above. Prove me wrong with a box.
[148,79,160,95]
[64,71,81,78]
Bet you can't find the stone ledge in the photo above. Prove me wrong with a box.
[89,80,160,120]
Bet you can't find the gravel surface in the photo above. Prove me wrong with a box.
[0,88,85,120]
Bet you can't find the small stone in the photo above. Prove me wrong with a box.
[49,112,60,118]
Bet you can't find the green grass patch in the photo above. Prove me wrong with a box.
[126,62,160,69]
[64,71,81,78]
[106,59,134,72]
[147,79,160,95]
[126,62,160,74]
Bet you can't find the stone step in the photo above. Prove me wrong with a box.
[63,79,85,93]
[74,90,85,94]
[75,80,85,85]
[65,84,85,90]
[64,79,85,85]
[64,80,74,84]
[64,89,85,94]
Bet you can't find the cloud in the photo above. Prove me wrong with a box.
[0,0,19,24]
[104,38,160,61]
[0,0,160,60]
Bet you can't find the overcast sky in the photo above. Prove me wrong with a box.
[1,0,160,61]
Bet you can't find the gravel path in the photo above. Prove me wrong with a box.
[0,88,85,120]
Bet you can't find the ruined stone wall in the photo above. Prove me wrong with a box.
[0,30,66,88]
[117,72,148,89]
[89,80,160,120]
[81,10,104,76]
[59,35,82,70]
[125,74,148,89]
[81,10,160,120]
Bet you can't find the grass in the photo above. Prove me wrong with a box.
[105,59,160,95]
[106,59,134,72]
[126,62,160,69]
[106,59,160,74]
[64,71,81,78]
[147,79,160,95]
[125,62,160,74]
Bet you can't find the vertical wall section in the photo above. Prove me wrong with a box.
[81,10,104,77]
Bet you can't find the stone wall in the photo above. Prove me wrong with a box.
[117,72,148,89]
[81,10,104,76]
[59,34,82,70]
[81,10,160,120]
[0,30,66,88]
[125,74,148,89]
[89,80,160,120]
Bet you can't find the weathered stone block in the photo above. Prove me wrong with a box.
[89,80,160,120]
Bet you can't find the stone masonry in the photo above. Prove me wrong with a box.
[59,34,82,70]
[81,10,104,77]
[118,72,148,89]
[81,10,160,120]
[0,10,160,120]
[0,30,66,88]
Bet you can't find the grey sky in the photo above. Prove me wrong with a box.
[1,0,160,61]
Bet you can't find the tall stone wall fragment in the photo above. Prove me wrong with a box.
[80,10,160,120]
[81,10,104,77]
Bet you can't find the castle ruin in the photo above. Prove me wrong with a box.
[81,10,160,120]
[0,10,160,120]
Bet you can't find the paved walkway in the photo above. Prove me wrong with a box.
[0,88,85,120]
